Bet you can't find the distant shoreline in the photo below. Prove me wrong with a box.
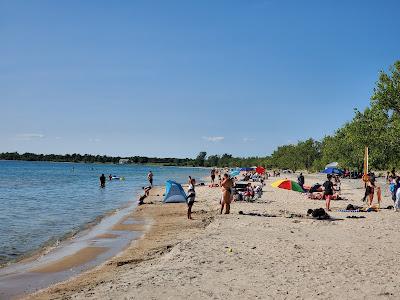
[0,159,212,168]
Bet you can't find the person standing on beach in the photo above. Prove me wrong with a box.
[297,173,305,189]
[323,174,334,211]
[186,178,196,219]
[147,171,153,187]
[100,174,106,188]
[210,169,216,186]
[221,173,233,214]
[395,179,400,211]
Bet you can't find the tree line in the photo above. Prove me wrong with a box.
[1,60,399,171]
[0,152,194,166]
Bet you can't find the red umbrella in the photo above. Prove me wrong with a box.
[256,166,265,174]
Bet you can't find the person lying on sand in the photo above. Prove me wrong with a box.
[308,192,343,200]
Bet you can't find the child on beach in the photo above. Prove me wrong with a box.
[186,178,196,219]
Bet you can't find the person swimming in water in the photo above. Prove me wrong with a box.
[220,173,233,214]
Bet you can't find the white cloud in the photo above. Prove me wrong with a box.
[14,133,45,141]
[202,136,225,142]
[55,136,62,140]
[243,137,255,143]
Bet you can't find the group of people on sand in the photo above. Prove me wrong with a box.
[186,172,232,219]
[210,168,224,187]
[138,171,154,205]
[303,174,343,211]
[362,172,382,208]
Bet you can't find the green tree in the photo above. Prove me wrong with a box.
[372,60,400,115]
[195,151,207,167]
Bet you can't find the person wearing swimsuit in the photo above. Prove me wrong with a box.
[187,178,196,219]
[221,173,233,214]
[147,171,153,186]
[210,169,216,186]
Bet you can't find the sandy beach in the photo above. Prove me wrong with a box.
[26,173,400,300]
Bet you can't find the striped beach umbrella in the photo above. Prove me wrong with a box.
[271,179,304,192]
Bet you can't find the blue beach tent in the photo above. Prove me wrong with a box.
[229,169,240,177]
[321,167,344,175]
[163,180,187,203]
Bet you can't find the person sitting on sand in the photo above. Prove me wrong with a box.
[142,186,152,196]
[334,175,341,191]
[254,185,262,198]
[221,174,233,214]
[244,183,255,198]
[308,192,324,200]
[323,174,334,211]
[186,178,196,219]
[138,193,147,205]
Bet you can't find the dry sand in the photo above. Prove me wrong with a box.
[27,174,400,299]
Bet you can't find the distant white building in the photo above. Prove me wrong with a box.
[119,158,130,164]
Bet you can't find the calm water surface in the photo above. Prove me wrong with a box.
[0,160,208,266]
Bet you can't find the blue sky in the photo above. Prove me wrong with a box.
[1,0,399,158]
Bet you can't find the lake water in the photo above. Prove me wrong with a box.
[0,160,208,266]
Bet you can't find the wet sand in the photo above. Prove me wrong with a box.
[32,247,108,273]
[94,234,119,239]
[27,174,400,299]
